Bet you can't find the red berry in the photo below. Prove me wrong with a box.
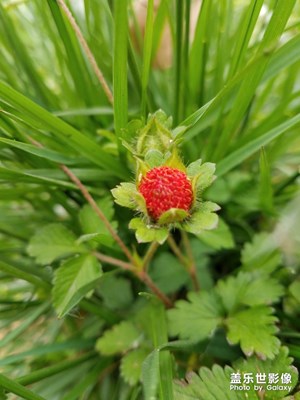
[138,166,193,220]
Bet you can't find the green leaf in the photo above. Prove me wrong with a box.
[111,182,141,209]
[96,321,141,356]
[144,149,164,168]
[121,348,148,386]
[226,305,280,359]
[168,291,223,341]
[27,223,85,265]
[289,281,300,304]
[98,273,133,310]
[196,218,235,250]
[233,347,299,399]
[52,254,102,318]
[142,350,160,400]
[150,253,190,294]
[183,202,220,235]
[0,373,45,400]
[174,347,298,400]
[216,272,284,313]
[79,197,117,247]
[241,233,282,274]
[129,218,169,244]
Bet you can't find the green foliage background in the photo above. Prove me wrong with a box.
[0,0,300,399]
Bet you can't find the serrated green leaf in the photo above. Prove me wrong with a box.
[27,223,85,265]
[216,272,284,313]
[174,347,298,400]
[121,348,148,386]
[96,321,141,356]
[233,347,299,399]
[79,197,117,247]
[98,273,133,310]
[168,291,223,341]
[226,306,280,359]
[52,254,102,318]
[111,182,140,209]
[183,202,220,235]
[196,218,235,250]
[129,217,169,244]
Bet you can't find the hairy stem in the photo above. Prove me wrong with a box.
[142,241,160,271]
[138,270,173,308]
[181,231,200,291]
[167,235,189,267]
[94,252,133,271]
[57,0,113,105]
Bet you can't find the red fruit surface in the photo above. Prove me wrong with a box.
[138,166,193,220]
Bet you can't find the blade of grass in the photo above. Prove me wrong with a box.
[0,374,45,400]
[217,113,300,177]
[259,147,274,214]
[113,0,128,154]
[140,0,154,117]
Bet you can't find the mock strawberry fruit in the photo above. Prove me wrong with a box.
[138,166,193,220]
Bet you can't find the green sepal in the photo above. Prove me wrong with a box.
[144,149,164,168]
[111,182,139,209]
[190,162,216,193]
[183,201,220,235]
[158,208,189,225]
[136,110,173,155]
[129,217,169,244]
[164,148,186,171]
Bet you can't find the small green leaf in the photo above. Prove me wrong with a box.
[120,348,148,386]
[52,254,102,318]
[183,202,220,235]
[27,223,85,265]
[111,182,140,209]
[158,208,189,225]
[187,159,202,176]
[96,321,141,356]
[226,305,280,359]
[129,218,169,244]
[168,291,223,341]
[196,218,235,250]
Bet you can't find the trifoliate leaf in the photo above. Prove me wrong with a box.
[226,306,280,359]
[96,321,141,355]
[150,253,190,294]
[144,149,164,168]
[111,182,140,209]
[158,208,189,225]
[183,201,220,235]
[233,347,299,399]
[168,291,224,341]
[241,233,281,274]
[129,217,169,244]
[27,223,85,264]
[79,197,117,247]
[196,218,235,250]
[216,272,284,313]
[98,273,133,310]
[52,254,102,318]
[174,347,298,400]
[120,348,148,386]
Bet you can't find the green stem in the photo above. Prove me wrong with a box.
[142,241,160,271]
[181,231,200,291]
